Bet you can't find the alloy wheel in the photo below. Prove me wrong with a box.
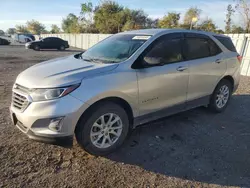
[216,85,230,109]
[90,113,123,149]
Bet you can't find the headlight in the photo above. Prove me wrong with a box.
[30,84,80,101]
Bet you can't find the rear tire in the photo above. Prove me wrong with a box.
[208,79,232,113]
[59,45,65,51]
[75,102,130,156]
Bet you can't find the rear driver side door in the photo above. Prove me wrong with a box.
[136,33,189,119]
[50,38,62,49]
[183,33,226,107]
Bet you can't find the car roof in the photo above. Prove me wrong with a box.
[0,37,8,41]
[121,28,229,38]
[45,37,61,39]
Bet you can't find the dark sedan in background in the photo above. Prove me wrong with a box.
[25,37,69,51]
[0,37,11,45]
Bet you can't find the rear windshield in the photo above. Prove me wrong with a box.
[214,36,237,52]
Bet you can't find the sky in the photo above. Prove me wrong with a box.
[0,0,240,32]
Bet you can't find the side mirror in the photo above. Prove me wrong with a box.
[143,57,162,66]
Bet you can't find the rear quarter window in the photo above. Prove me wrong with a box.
[208,39,222,56]
[184,38,210,60]
[213,36,237,52]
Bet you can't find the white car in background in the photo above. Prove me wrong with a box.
[13,34,34,43]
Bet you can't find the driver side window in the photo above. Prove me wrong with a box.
[43,38,51,42]
[144,36,183,66]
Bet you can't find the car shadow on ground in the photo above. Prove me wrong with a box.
[107,94,250,187]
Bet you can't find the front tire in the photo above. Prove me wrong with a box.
[34,45,40,51]
[75,102,130,156]
[209,79,232,113]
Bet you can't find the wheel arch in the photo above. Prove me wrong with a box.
[210,75,235,101]
[220,75,234,90]
[74,97,134,134]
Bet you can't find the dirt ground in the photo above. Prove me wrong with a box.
[0,45,250,188]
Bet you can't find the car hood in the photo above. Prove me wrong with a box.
[26,41,38,45]
[16,55,118,88]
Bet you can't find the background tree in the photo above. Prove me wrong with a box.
[80,2,98,33]
[62,13,82,33]
[179,23,192,29]
[145,18,159,29]
[235,0,250,33]
[198,18,217,32]
[50,24,60,33]
[122,9,148,31]
[26,20,46,34]
[41,30,50,34]
[94,1,124,33]
[158,12,180,28]
[6,28,16,35]
[15,25,29,33]
[216,29,225,34]
[115,8,130,31]
[231,24,245,33]
[183,7,201,25]
[80,2,93,24]
[225,4,235,33]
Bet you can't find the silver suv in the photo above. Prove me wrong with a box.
[10,29,241,155]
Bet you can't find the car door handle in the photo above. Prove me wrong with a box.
[176,66,188,72]
[215,59,221,64]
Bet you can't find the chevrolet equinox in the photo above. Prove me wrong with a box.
[10,29,241,155]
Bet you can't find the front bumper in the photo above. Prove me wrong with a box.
[10,94,89,147]
[27,130,73,147]
[25,45,31,49]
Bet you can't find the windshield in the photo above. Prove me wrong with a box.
[81,34,151,63]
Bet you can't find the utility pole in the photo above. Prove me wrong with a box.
[190,22,193,30]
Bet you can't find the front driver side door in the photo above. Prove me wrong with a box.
[41,38,52,49]
[136,33,189,121]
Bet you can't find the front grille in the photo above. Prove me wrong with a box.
[12,92,29,111]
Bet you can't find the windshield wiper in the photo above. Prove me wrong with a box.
[80,54,117,64]
[81,58,92,62]
[80,57,103,64]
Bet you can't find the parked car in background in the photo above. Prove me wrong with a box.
[25,37,69,50]
[13,33,35,43]
[24,34,35,41]
[10,29,241,156]
[0,37,11,45]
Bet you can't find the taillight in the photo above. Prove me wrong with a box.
[237,55,242,64]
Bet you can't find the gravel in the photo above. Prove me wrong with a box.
[0,45,250,188]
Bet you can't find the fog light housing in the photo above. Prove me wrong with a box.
[48,117,64,132]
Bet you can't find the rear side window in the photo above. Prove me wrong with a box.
[184,38,210,60]
[50,38,61,42]
[214,36,236,52]
[56,38,63,42]
[145,37,183,64]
